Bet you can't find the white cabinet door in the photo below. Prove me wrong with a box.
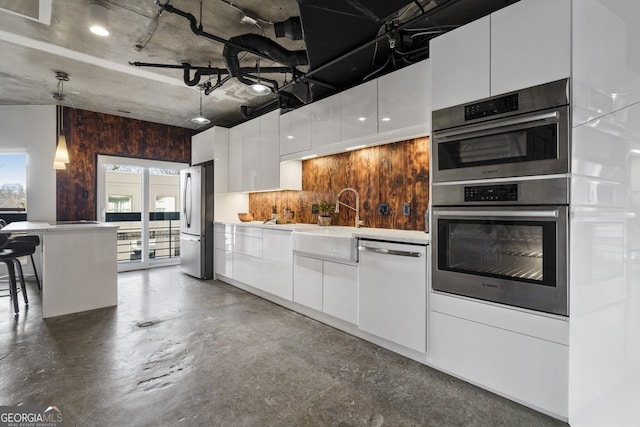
[490,0,571,96]
[280,107,311,156]
[430,15,491,110]
[214,248,233,278]
[430,311,568,418]
[233,229,262,289]
[228,125,243,193]
[323,261,358,324]
[340,79,378,142]
[358,241,427,352]
[311,95,341,148]
[214,224,233,277]
[293,255,323,311]
[212,128,229,194]
[191,128,214,166]
[242,119,260,192]
[262,229,293,300]
[378,60,431,134]
[258,110,280,191]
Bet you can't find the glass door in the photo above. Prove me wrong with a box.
[97,155,188,272]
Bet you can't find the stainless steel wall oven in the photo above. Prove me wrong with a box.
[431,178,569,316]
[431,79,571,316]
[432,78,570,183]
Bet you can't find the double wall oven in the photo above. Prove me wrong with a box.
[431,78,570,316]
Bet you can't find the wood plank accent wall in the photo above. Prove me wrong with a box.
[56,107,192,221]
[249,136,429,230]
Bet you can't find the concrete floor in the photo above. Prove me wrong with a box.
[1,266,568,426]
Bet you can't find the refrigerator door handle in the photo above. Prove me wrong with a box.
[183,172,192,228]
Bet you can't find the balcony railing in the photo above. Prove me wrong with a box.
[106,212,180,263]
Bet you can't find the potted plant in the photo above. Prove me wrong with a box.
[317,200,334,226]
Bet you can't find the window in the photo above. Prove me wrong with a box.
[0,153,27,213]
[155,196,176,212]
[107,195,133,213]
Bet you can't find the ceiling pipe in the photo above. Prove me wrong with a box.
[129,61,291,87]
[240,99,280,120]
[222,33,308,87]
[159,2,307,71]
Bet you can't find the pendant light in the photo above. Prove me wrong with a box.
[53,72,70,170]
[247,59,271,96]
[191,85,211,125]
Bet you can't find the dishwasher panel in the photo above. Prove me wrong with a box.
[358,239,428,353]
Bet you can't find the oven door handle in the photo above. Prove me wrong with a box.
[435,209,559,218]
[434,111,559,140]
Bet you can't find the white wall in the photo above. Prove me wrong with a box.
[0,105,56,221]
[214,193,249,223]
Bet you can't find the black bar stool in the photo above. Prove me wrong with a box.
[0,233,34,314]
[0,219,41,291]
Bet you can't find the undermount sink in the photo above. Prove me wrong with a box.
[292,227,358,263]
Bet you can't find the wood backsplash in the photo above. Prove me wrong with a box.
[56,107,192,221]
[249,137,429,230]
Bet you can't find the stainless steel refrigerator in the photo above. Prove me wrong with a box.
[179,161,214,279]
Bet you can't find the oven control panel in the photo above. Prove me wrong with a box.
[464,184,518,202]
[464,93,519,121]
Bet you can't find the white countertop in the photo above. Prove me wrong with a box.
[216,221,430,245]
[1,221,119,233]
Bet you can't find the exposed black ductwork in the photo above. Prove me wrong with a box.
[222,33,308,86]
[274,17,304,40]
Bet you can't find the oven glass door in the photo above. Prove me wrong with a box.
[433,107,569,182]
[432,207,568,316]
[440,218,555,286]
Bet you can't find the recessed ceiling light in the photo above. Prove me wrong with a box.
[381,117,391,122]
[88,1,110,36]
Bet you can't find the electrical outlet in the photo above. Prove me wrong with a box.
[311,204,319,214]
[378,203,389,216]
[402,202,410,216]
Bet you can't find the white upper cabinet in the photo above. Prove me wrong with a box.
[191,126,229,193]
[431,0,571,110]
[431,15,491,110]
[311,95,341,148]
[242,119,260,192]
[228,125,243,193]
[378,59,431,134]
[572,0,640,126]
[257,110,280,191]
[490,0,571,96]
[228,111,301,193]
[279,106,311,156]
[340,79,378,142]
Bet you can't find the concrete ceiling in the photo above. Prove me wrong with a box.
[0,0,517,130]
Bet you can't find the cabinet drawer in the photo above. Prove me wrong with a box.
[234,234,262,258]
[234,226,263,238]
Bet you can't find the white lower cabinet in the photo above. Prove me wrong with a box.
[233,227,262,288]
[214,224,233,278]
[293,254,358,324]
[261,229,293,301]
[322,261,358,324]
[429,292,569,419]
[293,255,323,311]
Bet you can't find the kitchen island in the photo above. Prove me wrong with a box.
[1,221,118,318]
